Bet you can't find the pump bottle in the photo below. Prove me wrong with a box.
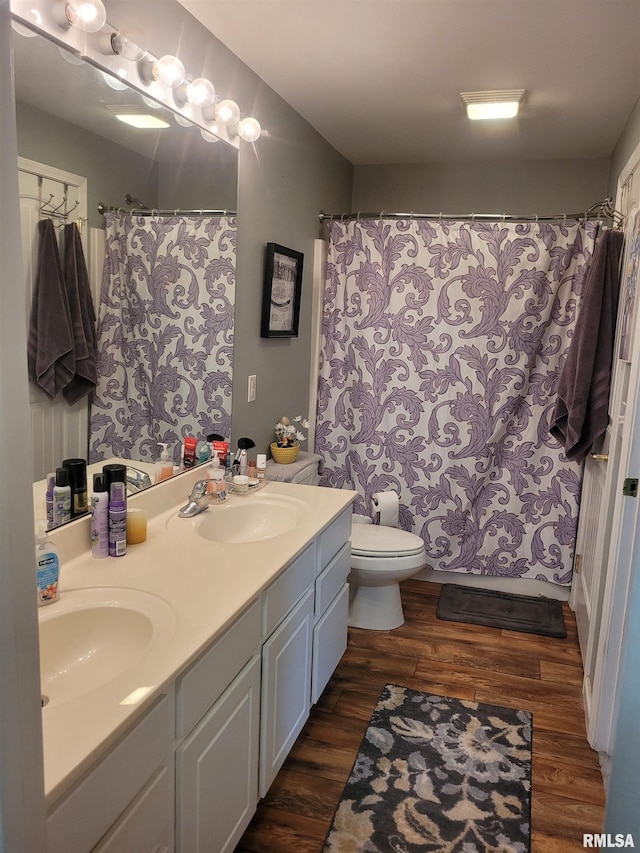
[35,521,60,606]
[155,443,174,483]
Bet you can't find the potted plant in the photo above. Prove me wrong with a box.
[271,415,310,463]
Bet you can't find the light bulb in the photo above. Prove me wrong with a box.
[53,0,107,33]
[215,99,240,125]
[152,55,186,88]
[185,78,216,107]
[200,129,220,144]
[238,117,262,142]
[111,27,146,61]
[12,9,43,34]
[102,70,128,91]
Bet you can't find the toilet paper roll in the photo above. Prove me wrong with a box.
[372,490,399,528]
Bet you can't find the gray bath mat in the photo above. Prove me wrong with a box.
[436,584,567,638]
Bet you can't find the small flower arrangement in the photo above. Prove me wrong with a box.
[274,415,310,448]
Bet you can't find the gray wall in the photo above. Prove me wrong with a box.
[352,159,611,215]
[16,102,160,230]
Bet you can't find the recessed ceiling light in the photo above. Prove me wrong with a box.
[461,90,526,121]
[105,104,170,129]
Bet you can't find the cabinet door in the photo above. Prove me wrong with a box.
[312,583,349,704]
[176,656,261,853]
[260,587,314,797]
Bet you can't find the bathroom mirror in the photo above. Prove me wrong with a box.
[12,25,239,522]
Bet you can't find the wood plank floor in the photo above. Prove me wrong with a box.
[235,579,605,853]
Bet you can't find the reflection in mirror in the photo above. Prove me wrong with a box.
[13,26,238,526]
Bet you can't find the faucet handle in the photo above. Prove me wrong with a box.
[191,479,210,499]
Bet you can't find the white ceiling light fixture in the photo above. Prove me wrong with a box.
[105,104,170,129]
[52,0,106,33]
[461,90,526,121]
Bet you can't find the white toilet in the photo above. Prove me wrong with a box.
[348,520,427,630]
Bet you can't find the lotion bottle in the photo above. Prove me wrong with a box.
[155,443,174,483]
[35,521,60,607]
[91,474,109,558]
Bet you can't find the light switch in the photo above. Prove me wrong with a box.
[248,374,257,402]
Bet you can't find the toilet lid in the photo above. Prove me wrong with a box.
[351,523,425,557]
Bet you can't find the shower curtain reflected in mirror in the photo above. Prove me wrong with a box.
[89,212,235,468]
[316,218,600,586]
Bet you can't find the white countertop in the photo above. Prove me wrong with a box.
[41,473,356,807]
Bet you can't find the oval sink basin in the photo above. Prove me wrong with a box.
[39,588,176,708]
[180,493,307,543]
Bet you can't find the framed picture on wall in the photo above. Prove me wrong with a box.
[261,243,304,338]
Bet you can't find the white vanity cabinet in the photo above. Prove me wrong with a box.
[43,498,353,853]
[46,692,176,853]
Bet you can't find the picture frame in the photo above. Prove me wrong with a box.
[261,243,304,338]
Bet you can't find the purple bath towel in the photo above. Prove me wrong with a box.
[550,229,624,463]
[27,218,75,398]
[61,222,98,404]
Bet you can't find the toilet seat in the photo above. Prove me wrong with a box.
[351,523,424,558]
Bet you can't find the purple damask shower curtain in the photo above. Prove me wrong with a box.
[89,212,235,466]
[316,218,600,586]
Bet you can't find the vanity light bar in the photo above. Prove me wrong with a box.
[10,0,262,144]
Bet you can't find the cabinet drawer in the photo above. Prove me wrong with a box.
[315,542,350,617]
[47,692,175,853]
[318,506,351,573]
[262,543,316,636]
[177,598,261,737]
[312,583,349,704]
[92,763,173,853]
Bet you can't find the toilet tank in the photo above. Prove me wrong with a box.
[265,451,322,486]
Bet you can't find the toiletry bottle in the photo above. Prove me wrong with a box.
[198,436,212,464]
[108,481,127,557]
[103,463,127,497]
[45,472,55,528]
[155,443,174,483]
[35,521,60,607]
[256,453,267,481]
[62,458,88,518]
[52,467,71,527]
[239,448,248,476]
[248,459,257,480]
[91,474,109,558]
[206,455,221,494]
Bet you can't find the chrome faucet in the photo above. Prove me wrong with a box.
[178,479,225,517]
[126,466,153,493]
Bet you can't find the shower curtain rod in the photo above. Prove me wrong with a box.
[319,198,623,225]
[97,202,236,217]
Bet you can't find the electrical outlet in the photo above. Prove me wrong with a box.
[248,374,257,402]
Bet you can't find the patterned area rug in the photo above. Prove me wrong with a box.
[322,685,532,853]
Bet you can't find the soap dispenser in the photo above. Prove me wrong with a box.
[155,443,174,483]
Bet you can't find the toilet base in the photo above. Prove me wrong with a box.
[348,581,405,631]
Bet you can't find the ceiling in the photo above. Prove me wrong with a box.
[178,0,640,166]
